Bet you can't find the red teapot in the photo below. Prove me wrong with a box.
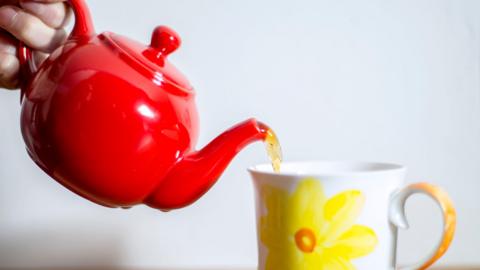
[18,0,272,211]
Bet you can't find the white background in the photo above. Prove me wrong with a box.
[1,0,479,268]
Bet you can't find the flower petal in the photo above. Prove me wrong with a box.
[320,190,365,243]
[328,225,378,259]
[289,178,327,233]
[317,253,357,270]
[265,244,304,270]
[261,184,289,221]
[259,184,290,247]
[301,250,328,270]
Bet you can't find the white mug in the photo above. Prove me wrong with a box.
[249,161,456,270]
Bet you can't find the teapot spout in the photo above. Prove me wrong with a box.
[144,118,270,211]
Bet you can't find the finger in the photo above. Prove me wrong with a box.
[0,31,17,55]
[0,52,20,90]
[0,32,19,89]
[20,0,71,28]
[33,50,47,66]
[0,5,67,52]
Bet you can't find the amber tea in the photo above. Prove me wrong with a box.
[264,129,282,172]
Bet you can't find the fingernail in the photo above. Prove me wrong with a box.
[0,6,18,28]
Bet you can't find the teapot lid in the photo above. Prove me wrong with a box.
[103,26,193,94]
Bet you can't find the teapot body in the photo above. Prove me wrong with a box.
[17,0,272,211]
[20,34,199,207]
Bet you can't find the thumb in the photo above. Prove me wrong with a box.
[20,0,71,28]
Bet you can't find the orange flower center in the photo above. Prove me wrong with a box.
[294,228,316,253]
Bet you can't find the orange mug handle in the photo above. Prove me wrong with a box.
[389,183,456,270]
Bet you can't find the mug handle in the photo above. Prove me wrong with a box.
[388,183,456,270]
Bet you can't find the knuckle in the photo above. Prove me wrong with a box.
[18,15,36,39]
[50,6,65,27]
[0,54,17,73]
[0,6,19,29]
[0,54,19,89]
[45,29,66,52]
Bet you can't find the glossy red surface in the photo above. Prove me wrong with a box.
[18,0,268,210]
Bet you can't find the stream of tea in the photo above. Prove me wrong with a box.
[265,129,282,172]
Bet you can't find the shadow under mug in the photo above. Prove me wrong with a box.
[249,161,456,270]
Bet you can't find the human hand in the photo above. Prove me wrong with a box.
[0,0,71,89]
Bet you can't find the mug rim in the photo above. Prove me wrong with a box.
[248,160,406,177]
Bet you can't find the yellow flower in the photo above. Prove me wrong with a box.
[259,178,378,270]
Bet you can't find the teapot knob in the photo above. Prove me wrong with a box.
[151,26,181,57]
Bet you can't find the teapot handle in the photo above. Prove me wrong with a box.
[18,0,95,102]
[69,0,95,38]
[17,42,35,103]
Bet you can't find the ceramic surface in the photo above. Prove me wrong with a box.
[249,161,456,270]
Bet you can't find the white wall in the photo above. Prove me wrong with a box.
[1,0,479,268]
